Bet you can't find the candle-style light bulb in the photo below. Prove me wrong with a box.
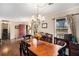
[42,16,45,21]
[31,15,36,21]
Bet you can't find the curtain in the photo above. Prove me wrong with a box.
[67,15,76,37]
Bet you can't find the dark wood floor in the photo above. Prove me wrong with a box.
[0,40,20,56]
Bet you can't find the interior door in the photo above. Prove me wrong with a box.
[2,23,9,40]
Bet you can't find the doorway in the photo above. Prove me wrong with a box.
[26,25,28,35]
[2,23,9,40]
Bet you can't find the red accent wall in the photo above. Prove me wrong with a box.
[19,24,25,38]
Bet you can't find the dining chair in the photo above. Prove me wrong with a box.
[23,35,32,40]
[69,42,79,56]
[54,37,67,56]
[58,41,67,56]
[19,40,30,56]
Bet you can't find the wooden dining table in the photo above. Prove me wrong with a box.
[26,39,62,56]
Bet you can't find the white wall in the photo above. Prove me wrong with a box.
[38,6,79,33]
[0,21,28,41]
[9,21,28,40]
[9,22,16,41]
[37,16,55,43]
[38,17,54,34]
[38,6,79,43]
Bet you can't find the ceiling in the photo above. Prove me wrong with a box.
[0,3,79,21]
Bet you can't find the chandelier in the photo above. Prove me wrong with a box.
[31,4,45,23]
[31,3,54,22]
[31,15,45,24]
[31,4,46,34]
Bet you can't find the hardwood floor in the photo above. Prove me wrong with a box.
[0,40,20,56]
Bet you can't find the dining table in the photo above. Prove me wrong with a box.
[26,39,62,56]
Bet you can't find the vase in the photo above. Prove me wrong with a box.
[32,38,37,47]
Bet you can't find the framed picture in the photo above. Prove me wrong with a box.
[42,23,47,28]
[15,25,19,29]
